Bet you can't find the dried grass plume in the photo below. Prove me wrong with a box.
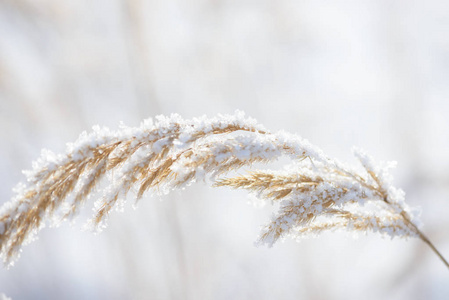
[0,111,447,269]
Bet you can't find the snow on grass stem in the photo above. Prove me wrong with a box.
[0,111,447,270]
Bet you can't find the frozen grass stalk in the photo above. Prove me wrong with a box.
[0,111,447,269]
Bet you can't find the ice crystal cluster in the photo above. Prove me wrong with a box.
[0,111,422,266]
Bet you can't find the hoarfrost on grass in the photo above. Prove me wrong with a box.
[0,111,425,267]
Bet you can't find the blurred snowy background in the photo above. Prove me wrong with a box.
[1,0,449,299]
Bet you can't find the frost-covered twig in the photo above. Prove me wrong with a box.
[0,111,447,269]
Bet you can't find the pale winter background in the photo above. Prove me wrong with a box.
[0,0,449,299]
